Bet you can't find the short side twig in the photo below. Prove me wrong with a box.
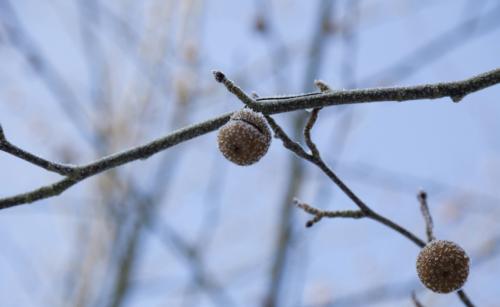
[303,108,321,158]
[417,190,435,242]
[314,80,333,93]
[212,71,258,109]
[294,198,364,227]
[302,80,331,158]
[0,136,76,176]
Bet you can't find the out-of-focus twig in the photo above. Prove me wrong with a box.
[263,3,336,305]
[340,0,360,89]
[151,221,234,307]
[0,0,99,146]
[359,2,500,86]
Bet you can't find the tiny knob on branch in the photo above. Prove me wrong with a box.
[213,70,226,83]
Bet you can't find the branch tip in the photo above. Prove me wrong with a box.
[212,70,258,109]
[417,190,427,201]
[212,70,225,83]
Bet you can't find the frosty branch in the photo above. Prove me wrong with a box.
[0,68,499,211]
[213,71,478,306]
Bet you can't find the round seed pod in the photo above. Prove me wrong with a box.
[416,240,470,293]
[217,109,271,166]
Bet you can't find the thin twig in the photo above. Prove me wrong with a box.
[0,178,79,209]
[302,79,332,158]
[303,108,321,158]
[265,114,425,246]
[264,115,311,161]
[417,190,435,242]
[0,138,76,176]
[269,112,424,243]
[212,71,258,108]
[294,198,364,227]
[411,291,424,307]
[457,290,475,307]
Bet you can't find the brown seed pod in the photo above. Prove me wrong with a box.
[416,240,470,293]
[217,109,271,166]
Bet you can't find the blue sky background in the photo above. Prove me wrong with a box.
[1,1,500,306]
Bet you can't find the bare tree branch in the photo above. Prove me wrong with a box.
[212,71,484,306]
[417,190,435,242]
[0,132,75,176]
[294,198,364,227]
[0,114,230,209]
[1,67,499,211]
[263,114,425,247]
[457,290,475,307]
[252,67,500,110]
[265,115,477,306]
[303,108,322,159]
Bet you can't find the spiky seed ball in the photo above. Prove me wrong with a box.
[217,109,271,166]
[416,240,470,293]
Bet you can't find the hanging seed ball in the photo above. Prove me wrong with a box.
[217,109,271,166]
[416,240,470,293]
